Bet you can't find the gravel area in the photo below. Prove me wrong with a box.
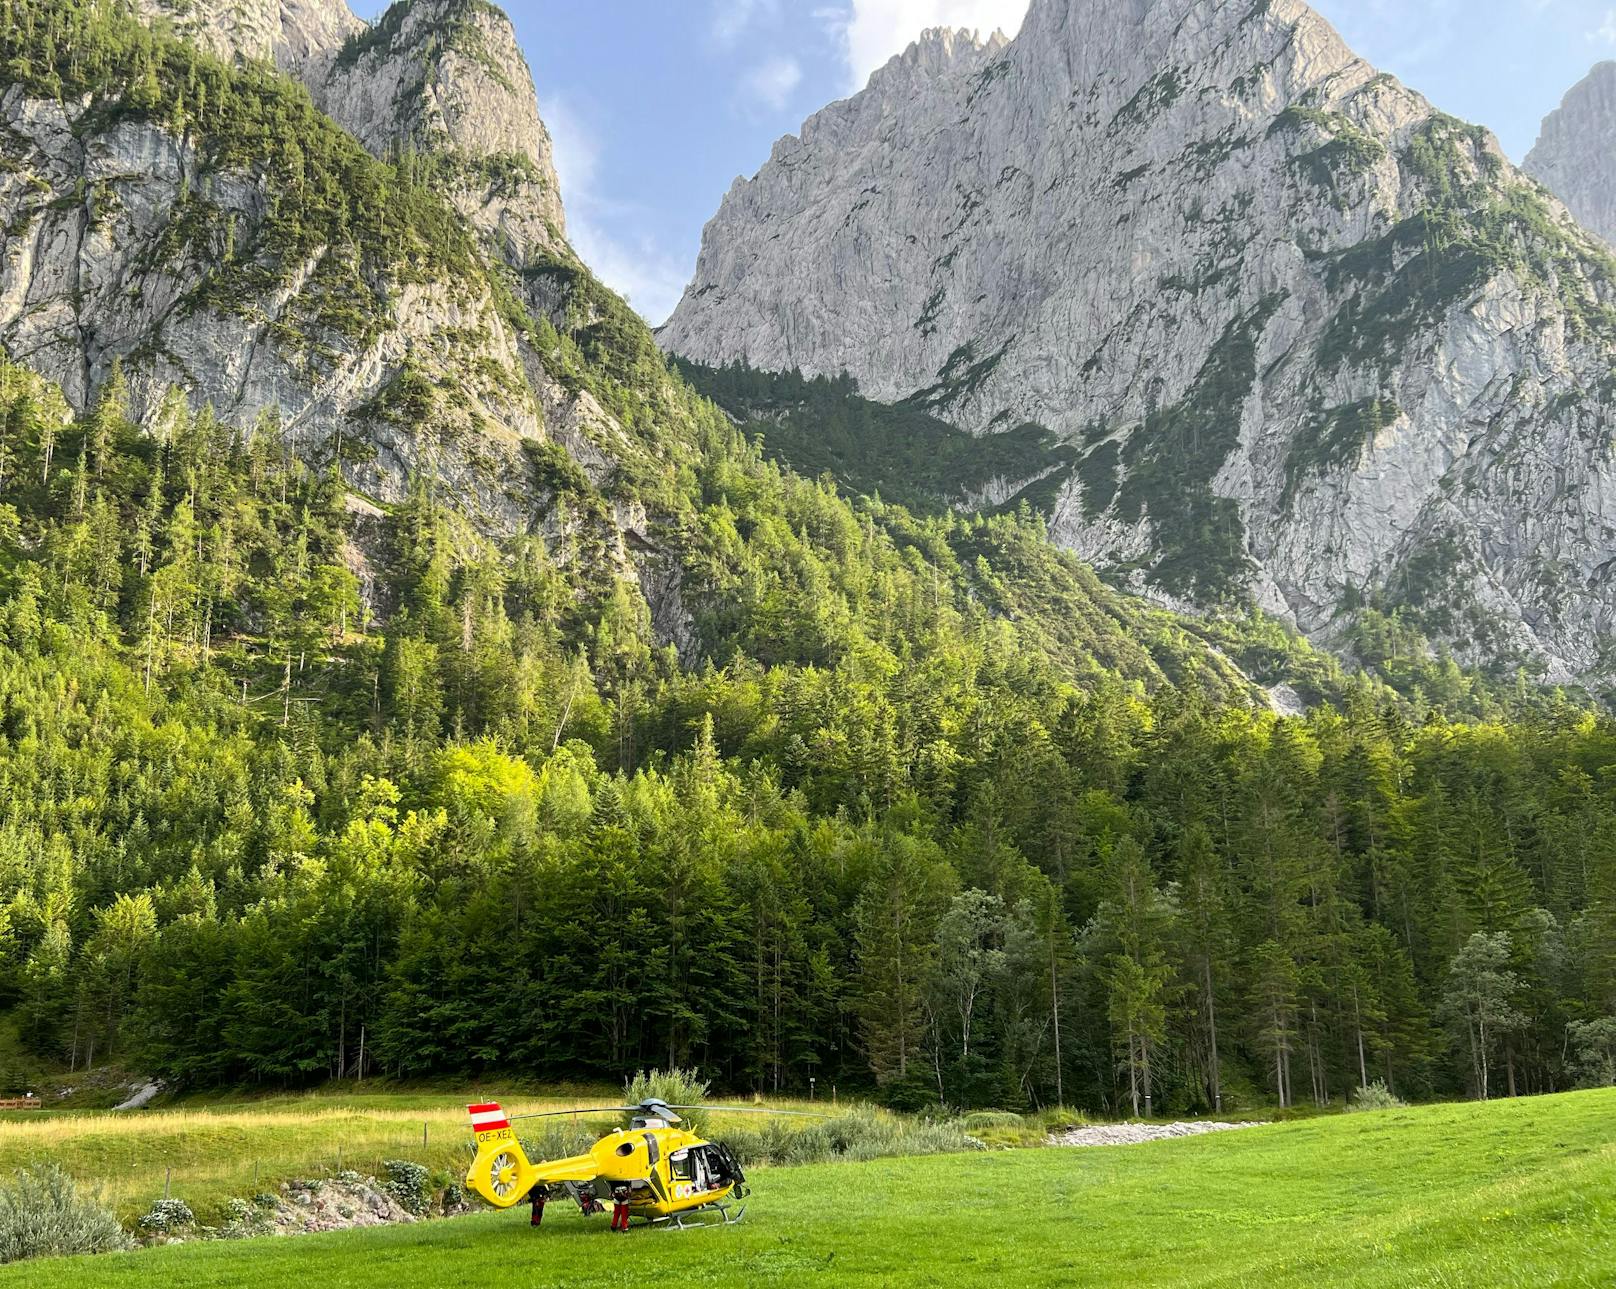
[1046,1121,1267,1147]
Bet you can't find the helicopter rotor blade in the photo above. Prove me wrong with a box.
[494,1100,828,1126]
[661,1105,830,1118]
[502,1106,641,1123]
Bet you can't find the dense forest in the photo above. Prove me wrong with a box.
[674,359,1080,518]
[0,351,1612,1115]
[0,0,1613,1118]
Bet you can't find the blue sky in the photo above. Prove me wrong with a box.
[354,2,1616,324]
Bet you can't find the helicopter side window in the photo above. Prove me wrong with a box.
[670,1150,695,1182]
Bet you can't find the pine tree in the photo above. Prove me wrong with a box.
[853,831,952,1086]
[1096,838,1176,1117]
[1176,823,1234,1111]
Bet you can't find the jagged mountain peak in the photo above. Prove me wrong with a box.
[662,0,1616,684]
[876,25,1012,81]
[316,0,567,254]
[1526,62,1616,246]
[130,0,567,259]
[327,0,557,177]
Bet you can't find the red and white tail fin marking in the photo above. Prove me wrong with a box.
[468,1102,511,1133]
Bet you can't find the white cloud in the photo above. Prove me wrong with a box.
[540,95,690,326]
[1593,7,1616,42]
[742,54,805,110]
[541,95,600,204]
[712,0,779,47]
[826,0,1030,90]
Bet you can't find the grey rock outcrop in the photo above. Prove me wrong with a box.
[1526,62,1616,246]
[132,0,361,75]
[312,0,567,259]
[0,3,597,542]
[134,0,566,260]
[662,0,1616,683]
[0,88,544,531]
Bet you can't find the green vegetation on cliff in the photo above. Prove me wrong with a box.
[679,360,1076,517]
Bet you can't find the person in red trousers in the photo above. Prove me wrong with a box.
[530,1187,546,1228]
[610,1185,632,1233]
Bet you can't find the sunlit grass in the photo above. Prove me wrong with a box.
[0,1086,858,1221]
[7,1088,1613,1287]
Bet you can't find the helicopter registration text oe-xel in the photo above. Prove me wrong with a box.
[464,1099,751,1230]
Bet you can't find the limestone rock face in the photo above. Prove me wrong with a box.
[662,0,1616,683]
[1,0,590,534]
[0,0,693,657]
[0,87,546,533]
[1527,63,1616,246]
[132,0,362,75]
[133,0,566,260]
[313,0,567,258]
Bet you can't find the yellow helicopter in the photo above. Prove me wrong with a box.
[465,1097,806,1230]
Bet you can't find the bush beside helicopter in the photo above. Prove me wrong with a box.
[465,1098,811,1230]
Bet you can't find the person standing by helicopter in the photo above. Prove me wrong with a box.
[529,1186,546,1228]
[610,1184,632,1233]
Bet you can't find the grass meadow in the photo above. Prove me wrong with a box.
[3,1088,1612,1287]
[0,1085,861,1222]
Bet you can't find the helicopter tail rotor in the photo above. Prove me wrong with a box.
[465,1102,541,1209]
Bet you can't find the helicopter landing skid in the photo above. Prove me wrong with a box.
[657,1202,747,1230]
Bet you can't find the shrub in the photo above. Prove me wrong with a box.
[218,1196,271,1240]
[137,1196,195,1236]
[876,1075,938,1115]
[962,1111,1024,1131]
[383,1159,432,1214]
[1567,1018,1616,1088]
[1348,1080,1408,1112]
[0,1163,133,1263]
[716,1107,983,1168]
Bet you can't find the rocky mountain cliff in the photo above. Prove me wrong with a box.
[662,0,1616,683]
[0,0,599,548]
[137,0,566,258]
[0,0,1318,703]
[132,0,362,75]
[1527,62,1616,247]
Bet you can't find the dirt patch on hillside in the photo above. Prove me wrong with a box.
[1046,1121,1266,1147]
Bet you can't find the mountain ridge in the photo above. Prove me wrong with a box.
[0,0,1315,701]
[0,0,1613,1132]
[131,0,361,74]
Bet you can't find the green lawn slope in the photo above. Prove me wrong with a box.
[9,1089,1613,1287]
